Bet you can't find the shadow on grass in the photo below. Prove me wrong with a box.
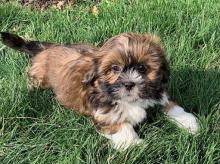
[168,67,220,115]
[136,67,220,136]
[20,89,55,119]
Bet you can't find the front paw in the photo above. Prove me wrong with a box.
[112,138,143,150]
[103,123,143,150]
[167,105,199,134]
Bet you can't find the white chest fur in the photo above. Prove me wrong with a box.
[94,99,158,126]
[117,101,147,126]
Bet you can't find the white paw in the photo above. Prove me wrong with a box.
[112,138,143,150]
[167,105,199,134]
[103,123,142,150]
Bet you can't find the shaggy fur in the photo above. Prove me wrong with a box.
[1,32,198,149]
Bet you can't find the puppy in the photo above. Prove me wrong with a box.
[1,32,198,150]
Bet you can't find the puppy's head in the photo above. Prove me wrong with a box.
[87,33,170,103]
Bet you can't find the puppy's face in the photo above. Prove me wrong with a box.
[96,33,169,103]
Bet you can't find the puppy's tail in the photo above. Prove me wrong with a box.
[1,32,54,56]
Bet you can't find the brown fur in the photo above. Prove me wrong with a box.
[98,123,123,134]
[1,32,170,136]
[163,101,177,113]
[29,45,99,115]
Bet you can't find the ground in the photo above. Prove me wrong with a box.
[0,0,220,163]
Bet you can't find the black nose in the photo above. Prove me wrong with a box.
[124,82,135,90]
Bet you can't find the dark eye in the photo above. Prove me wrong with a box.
[111,65,122,73]
[137,64,147,73]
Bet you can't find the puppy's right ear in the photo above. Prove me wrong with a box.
[82,59,98,85]
[82,70,97,85]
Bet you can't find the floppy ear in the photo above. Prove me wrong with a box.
[82,70,97,85]
[144,33,169,83]
[82,59,98,85]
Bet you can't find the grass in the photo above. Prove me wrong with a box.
[0,0,220,163]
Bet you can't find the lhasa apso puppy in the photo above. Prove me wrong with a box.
[1,32,198,150]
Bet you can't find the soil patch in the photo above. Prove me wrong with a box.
[20,0,73,10]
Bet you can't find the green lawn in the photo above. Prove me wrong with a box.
[0,0,220,163]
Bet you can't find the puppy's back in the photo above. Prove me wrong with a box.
[1,32,97,115]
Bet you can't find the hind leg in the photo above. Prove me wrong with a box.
[27,58,50,90]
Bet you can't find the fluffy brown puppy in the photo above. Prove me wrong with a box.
[1,32,198,149]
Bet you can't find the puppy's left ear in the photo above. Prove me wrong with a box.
[144,33,169,83]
